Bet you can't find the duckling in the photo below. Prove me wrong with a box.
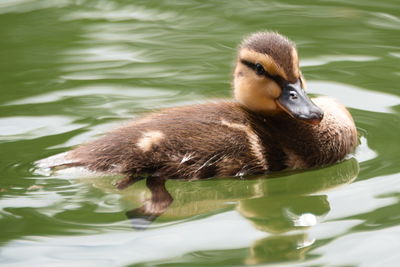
[40,32,358,188]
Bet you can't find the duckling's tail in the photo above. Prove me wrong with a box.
[33,152,87,176]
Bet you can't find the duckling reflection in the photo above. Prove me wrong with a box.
[237,158,358,265]
[125,177,172,227]
[88,157,358,230]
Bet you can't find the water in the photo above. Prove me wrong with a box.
[0,0,399,266]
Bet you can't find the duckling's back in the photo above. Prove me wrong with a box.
[65,102,270,179]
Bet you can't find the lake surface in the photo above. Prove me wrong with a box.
[1,0,399,266]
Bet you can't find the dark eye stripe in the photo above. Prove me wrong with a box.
[240,59,286,87]
[255,63,265,76]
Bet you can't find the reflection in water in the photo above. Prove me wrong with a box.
[237,158,359,233]
[238,158,359,264]
[91,158,359,226]
[84,158,359,263]
[125,177,172,229]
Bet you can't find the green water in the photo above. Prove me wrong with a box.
[0,0,399,266]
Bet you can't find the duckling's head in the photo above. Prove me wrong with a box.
[233,32,323,124]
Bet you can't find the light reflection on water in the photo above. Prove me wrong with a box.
[0,0,399,266]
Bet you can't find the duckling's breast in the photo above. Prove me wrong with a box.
[261,96,358,170]
[312,96,358,161]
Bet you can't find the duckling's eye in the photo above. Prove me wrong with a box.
[255,63,266,76]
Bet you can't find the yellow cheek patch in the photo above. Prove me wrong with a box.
[234,71,281,113]
[239,48,287,80]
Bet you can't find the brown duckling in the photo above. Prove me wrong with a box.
[40,32,358,187]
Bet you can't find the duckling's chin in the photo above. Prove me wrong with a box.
[301,118,323,125]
